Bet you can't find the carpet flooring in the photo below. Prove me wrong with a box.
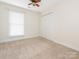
[0,37,79,59]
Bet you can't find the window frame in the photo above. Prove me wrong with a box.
[9,10,25,37]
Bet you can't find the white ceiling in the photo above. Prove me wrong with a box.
[0,0,60,13]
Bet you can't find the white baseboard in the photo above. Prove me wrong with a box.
[41,35,79,52]
[0,35,39,43]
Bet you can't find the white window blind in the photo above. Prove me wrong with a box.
[9,11,24,37]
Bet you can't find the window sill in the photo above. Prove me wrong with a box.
[9,35,25,39]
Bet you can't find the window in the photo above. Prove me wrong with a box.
[9,10,24,37]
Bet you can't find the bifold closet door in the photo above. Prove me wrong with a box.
[40,13,59,40]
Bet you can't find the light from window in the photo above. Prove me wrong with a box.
[9,11,24,37]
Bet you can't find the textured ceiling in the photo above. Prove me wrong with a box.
[0,0,60,12]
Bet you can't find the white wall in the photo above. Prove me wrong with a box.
[0,2,40,42]
[40,0,79,51]
[0,5,9,40]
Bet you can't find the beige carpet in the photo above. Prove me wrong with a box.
[0,37,79,59]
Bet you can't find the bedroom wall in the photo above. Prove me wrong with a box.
[0,2,40,42]
[0,5,9,40]
[40,0,79,51]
